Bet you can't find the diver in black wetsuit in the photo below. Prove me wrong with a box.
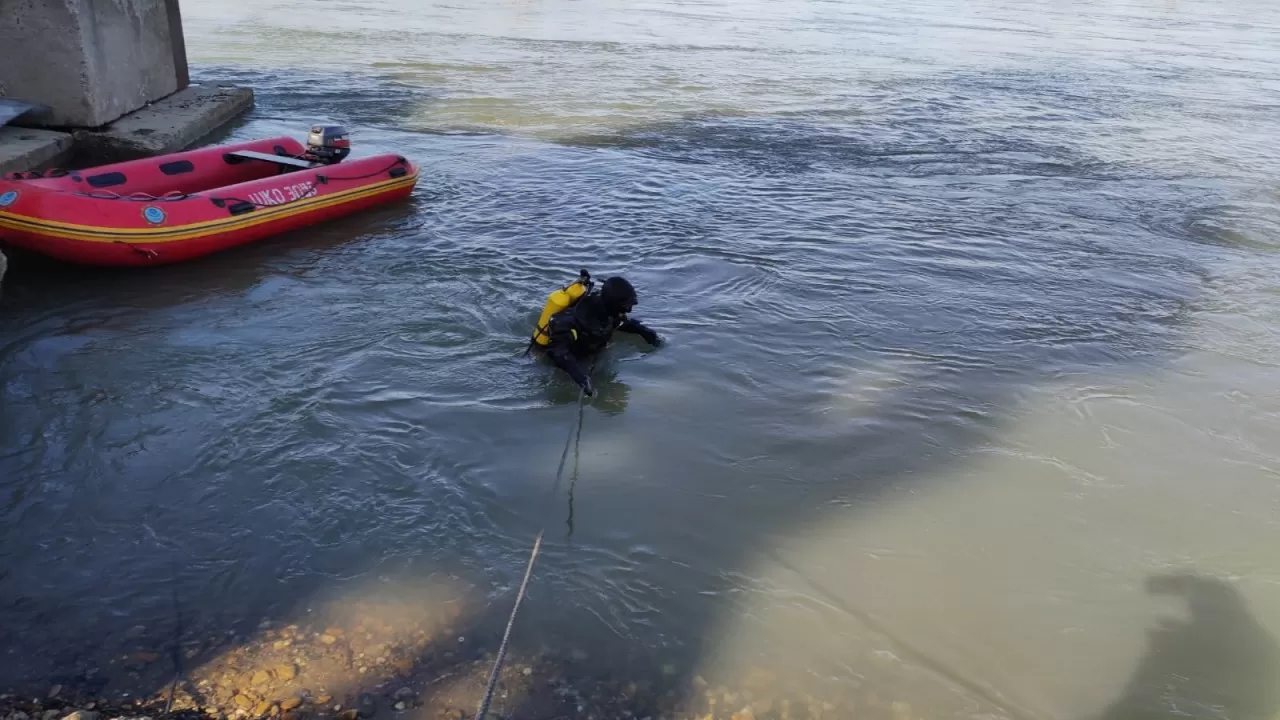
[544,276,663,396]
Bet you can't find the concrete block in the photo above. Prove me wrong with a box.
[0,126,74,174]
[0,0,188,128]
[73,84,254,164]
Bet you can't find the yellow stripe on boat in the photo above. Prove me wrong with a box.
[0,171,418,244]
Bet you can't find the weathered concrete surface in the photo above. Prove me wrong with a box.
[0,126,75,174]
[0,0,188,128]
[73,84,255,164]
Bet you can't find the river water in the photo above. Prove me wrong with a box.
[4,0,1280,718]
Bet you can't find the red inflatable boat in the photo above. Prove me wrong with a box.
[0,126,418,266]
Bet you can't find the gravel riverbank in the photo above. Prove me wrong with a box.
[1,537,1002,720]
[0,613,923,720]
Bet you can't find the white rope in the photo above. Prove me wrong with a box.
[473,386,587,720]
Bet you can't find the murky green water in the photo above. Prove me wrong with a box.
[5,0,1280,717]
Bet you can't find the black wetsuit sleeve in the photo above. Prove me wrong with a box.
[547,318,591,390]
[618,317,660,346]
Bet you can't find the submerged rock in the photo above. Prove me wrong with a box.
[127,652,161,666]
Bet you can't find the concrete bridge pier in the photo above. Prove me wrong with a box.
[1,0,189,129]
[0,0,253,173]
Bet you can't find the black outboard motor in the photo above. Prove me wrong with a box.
[305,125,351,164]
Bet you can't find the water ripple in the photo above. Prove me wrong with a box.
[4,0,1280,715]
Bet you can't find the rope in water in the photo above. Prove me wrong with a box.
[473,532,543,720]
[473,386,587,720]
[164,585,183,716]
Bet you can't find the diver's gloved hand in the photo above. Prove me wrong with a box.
[648,333,664,348]
[581,379,595,397]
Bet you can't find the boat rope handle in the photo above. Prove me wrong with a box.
[315,157,408,183]
[10,157,407,211]
[211,158,406,213]
[68,190,194,201]
[3,175,195,202]
[18,158,406,206]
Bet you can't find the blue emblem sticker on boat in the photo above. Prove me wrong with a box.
[0,190,17,208]
[143,206,166,224]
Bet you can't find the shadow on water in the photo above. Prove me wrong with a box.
[1097,575,1280,720]
[454,91,1227,715]
[1,61,1260,720]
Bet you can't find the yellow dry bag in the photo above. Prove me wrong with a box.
[532,269,592,346]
